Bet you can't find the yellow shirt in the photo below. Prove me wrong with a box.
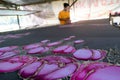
[58,10,70,25]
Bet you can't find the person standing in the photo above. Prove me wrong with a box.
[58,3,71,25]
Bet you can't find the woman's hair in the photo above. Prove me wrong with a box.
[63,3,69,8]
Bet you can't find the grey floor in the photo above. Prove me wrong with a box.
[0,19,120,49]
[0,18,120,80]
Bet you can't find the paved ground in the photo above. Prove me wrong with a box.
[0,18,120,80]
[0,18,120,49]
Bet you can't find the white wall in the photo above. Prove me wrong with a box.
[20,0,120,27]
[1,0,120,32]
